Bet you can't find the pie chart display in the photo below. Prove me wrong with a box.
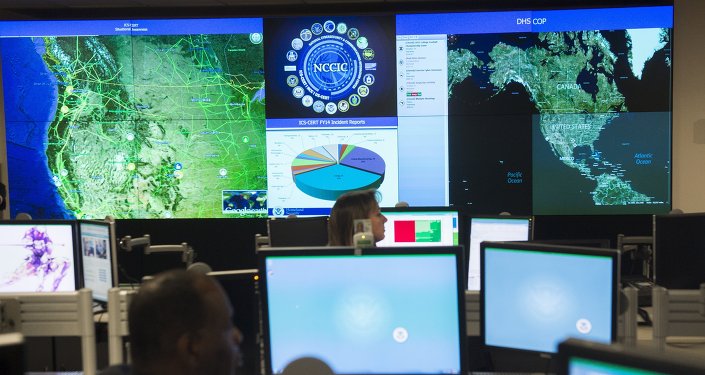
[291,144,386,200]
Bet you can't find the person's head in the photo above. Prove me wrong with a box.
[328,189,387,246]
[128,269,241,375]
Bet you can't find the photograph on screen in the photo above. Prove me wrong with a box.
[79,221,116,303]
[1,18,266,219]
[0,222,77,292]
[467,216,531,291]
[376,208,459,247]
[259,247,466,374]
[481,241,617,354]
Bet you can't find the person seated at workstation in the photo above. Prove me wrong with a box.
[328,189,387,246]
[101,269,242,375]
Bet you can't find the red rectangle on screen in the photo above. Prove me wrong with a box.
[394,220,416,242]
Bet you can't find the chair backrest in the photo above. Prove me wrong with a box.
[465,290,480,336]
[0,288,96,375]
[652,284,705,351]
[107,287,137,365]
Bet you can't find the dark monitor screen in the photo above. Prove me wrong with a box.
[467,216,532,291]
[0,333,24,375]
[267,216,329,247]
[0,220,78,292]
[558,338,705,375]
[208,269,261,375]
[259,246,466,375]
[78,220,118,303]
[377,207,460,247]
[2,5,673,220]
[481,241,618,354]
[654,212,705,289]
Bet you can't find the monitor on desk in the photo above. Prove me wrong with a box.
[467,216,532,291]
[481,241,618,355]
[78,220,118,304]
[558,338,705,375]
[653,212,705,289]
[259,246,467,375]
[0,220,78,292]
[376,207,460,247]
[267,216,330,247]
[208,269,261,375]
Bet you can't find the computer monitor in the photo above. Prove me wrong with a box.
[557,338,705,375]
[653,212,705,289]
[208,269,261,375]
[267,216,330,247]
[259,246,467,375]
[78,220,118,304]
[481,241,618,355]
[467,216,532,291]
[0,333,25,375]
[0,220,78,292]
[376,207,460,247]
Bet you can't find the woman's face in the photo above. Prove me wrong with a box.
[368,204,387,242]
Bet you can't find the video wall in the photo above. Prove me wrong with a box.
[0,5,673,219]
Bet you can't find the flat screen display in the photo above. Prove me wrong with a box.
[0,221,78,292]
[467,216,531,290]
[376,208,459,247]
[558,338,705,375]
[78,220,116,303]
[482,242,617,354]
[653,213,705,289]
[1,5,673,219]
[259,247,465,374]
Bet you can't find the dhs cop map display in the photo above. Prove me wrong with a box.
[0,6,673,219]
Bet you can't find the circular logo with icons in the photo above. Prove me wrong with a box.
[285,20,376,115]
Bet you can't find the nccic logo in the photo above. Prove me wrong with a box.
[283,20,377,115]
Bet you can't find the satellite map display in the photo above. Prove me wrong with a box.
[447,28,672,214]
[3,22,266,219]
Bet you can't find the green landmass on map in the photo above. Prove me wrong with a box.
[448,30,668,206]
[40,34,266,218]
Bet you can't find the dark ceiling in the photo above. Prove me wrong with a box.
[0,0,671,19]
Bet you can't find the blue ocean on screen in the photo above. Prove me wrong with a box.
[2,37,72,219]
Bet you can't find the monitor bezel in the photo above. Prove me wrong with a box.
[480,241,619,356]
[0,219,80,292]
[557,338,705,375]
[77,219,118,304]
[257,245,468,375]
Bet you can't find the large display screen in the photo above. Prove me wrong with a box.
[1,5,673,219]
[0,221,77,292]
[260,248,465,374]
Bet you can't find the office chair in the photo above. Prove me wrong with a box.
[652,284,705,351]
[107,287,137,365]
[0,288,97,375]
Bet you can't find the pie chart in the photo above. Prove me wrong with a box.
[291,144,386,200]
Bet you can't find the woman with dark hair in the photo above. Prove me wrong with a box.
[328,189,387,246]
